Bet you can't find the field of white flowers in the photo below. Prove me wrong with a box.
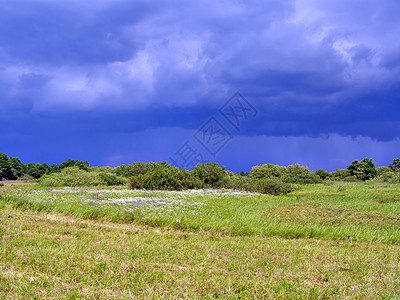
[4,187,261,228]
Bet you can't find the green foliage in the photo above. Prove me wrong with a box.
[8,157,25,179]
[389,158,400,171]
[316,169,329,180]
[220,173,248,190]
[114,162,167,178]
[21,159,91,180]
[375,167,400,183]
[342,175,358,182]
[247,178,296,195]
[58,159,90,171]
[249,164,288,179]
[98,172,125,186]
[191,162,226,187]
[0,151,397,191]
[128,168,204,190]
[0,152,13,180]
[38,167,124,187]
[178,169,204,189]
[144,166,183,190]
[39,167,101,187]
[329,169,351,181]
[239,170,249,176]
[377,166,392,176]
[128,174,148,189]
[281,164,322,184]
[347,158,377,181]
[24,162,49,179]
[75,160,90,171]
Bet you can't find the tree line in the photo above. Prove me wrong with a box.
[0,152,90,180]
[2,152,400,194]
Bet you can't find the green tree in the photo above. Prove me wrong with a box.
[24,162,49,179]
[145,165,182,190]
[0,152,13,180]
[8,156,25,179]
[249,164,287,179]
[316,169,329,180]
[281,164,322,184]
[239,171,249,176]
[75,160,90,171]
[389,158,400,171]
[347,158,377,181]
[192,162,226,187]
[329,169,352,181]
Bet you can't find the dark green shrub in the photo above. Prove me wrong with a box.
[116,162,167,178]
[376,170,400,183]
[389,158,400,171]
[249,164,288,179]
[179,169,204,189]
[316,169,329,180]
[191,162,226,187]
[0,152,13,180]
[144,166,182,190]
[220,174,249,189]
[281,172,322,184]
[8,157,24,179]
[39,167,103,187]
[278,164,322,184]
[342,175,358,182]
[98,172,125,186]
[329,169,351,181]
[347,158,377,181]
[128,174,148,189]
[247,178,296,195]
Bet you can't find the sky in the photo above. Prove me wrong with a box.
[1,0,400,172]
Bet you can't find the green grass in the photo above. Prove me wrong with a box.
[1,183,399,243]
[0,182,399,298]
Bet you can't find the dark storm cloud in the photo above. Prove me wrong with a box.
[0,1,158,65]
[1,0,400,169]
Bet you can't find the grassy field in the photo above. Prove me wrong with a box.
[0,183,399,298]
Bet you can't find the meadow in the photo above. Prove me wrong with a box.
[0,182,399,298]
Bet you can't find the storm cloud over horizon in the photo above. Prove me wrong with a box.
[1,0,400,171]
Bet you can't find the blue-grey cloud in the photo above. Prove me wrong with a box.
[1,0,400,169]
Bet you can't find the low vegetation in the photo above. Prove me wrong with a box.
[0,183,399,298]
[1,183,399,243]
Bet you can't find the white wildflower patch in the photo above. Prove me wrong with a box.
[5,187,259,222]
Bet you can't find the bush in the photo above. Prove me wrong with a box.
[220,174,249,190]
[347,158,377,181]
[376,171,400,183]
[144,166,182,190]
[39,167,107,187]
[342,175,358,182]
[115,162,167,178]
[247,178,296,195]
[377,167,392,177]
[329,169,351,181]
[128,174,148,189]
[179,169,204,189]
[249,164,288,179]
[191,162,226,188]
[316,169,329,180]
[281,173,322,184]
[98,172,125,186]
